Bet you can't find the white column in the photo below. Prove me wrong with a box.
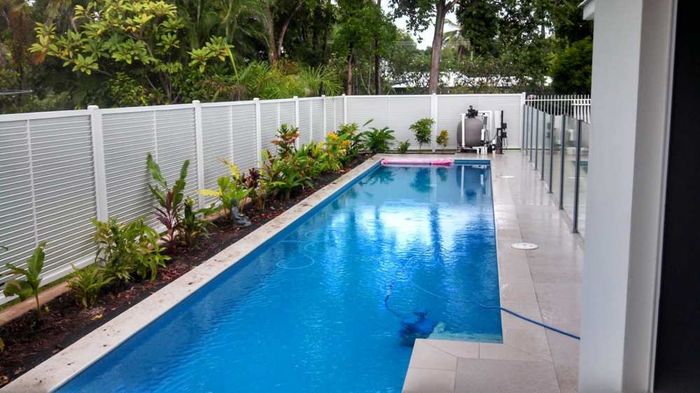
[520,91,527,151]
[88,105,109,221]
[254,98,262,167]
[192,100,206,209]
[294,96,300,149]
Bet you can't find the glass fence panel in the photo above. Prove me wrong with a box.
[562,116,578,218]
[551,115,563,205]
[542,113,552,187]
[534,110,542,169]
[577,121,590,235]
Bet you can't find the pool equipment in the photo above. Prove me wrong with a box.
[380,158,453,167]
[457,107,507,153]
[384,286,438,347]
[457,106,484,149]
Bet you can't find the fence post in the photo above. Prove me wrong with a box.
[431,93,438,152]
[192,100,206,209]
[534,110,540,170]
[229,105,234,162]
[342,94,348,124]
[322,95,327,134]
[88,105,109,221]
[548,116,555,192]
[254,98,262,168]
[520,92,526,151]
[294,96,300,149]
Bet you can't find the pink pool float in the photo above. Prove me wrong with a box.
[380,158,454,167]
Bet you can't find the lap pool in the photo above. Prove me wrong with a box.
[57,162,502,393]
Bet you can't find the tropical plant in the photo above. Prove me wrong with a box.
[398,140,411,154]
[361,126,395,153]
[68,264,113,309]
[93,218,169,282]
[271,124,300,158]
[3,242,47,318]
[259,150,313,201]
[436,129,449,151]
[242,168,264,209]
[337,120,371,162]
[146,154,189,251]
[410,118,434,151]
[199,161,250,222]
[181,197,210,248]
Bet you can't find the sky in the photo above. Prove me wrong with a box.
[381,3,459,50]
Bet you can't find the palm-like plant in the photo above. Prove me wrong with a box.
[409,118,434,152]
[3,242,47,318]
[361,126,396,153]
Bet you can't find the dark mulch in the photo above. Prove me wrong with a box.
[0,155,369,387]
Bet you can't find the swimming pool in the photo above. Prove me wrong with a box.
[57,162,502,393]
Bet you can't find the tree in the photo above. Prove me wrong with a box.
[391,0,457,94]
[334,0,396,95]
[30,0,231,104]
[549,36,592,93]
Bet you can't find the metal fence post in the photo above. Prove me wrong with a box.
[192,100,206,209]
[88,105,108,221]
[559,116,566,209]
[529,107,534,161]
[342,94,348,124]
[294,96,300,149]
[431,93,438,152]
[572,119,583,233]
[254,98,262,167]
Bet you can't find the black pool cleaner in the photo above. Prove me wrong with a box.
[384,286,438,346]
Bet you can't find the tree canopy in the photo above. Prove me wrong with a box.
[0,0,592,112]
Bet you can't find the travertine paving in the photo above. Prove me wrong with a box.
[402,151,582,393]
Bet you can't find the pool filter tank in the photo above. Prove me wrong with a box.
[457,106,484,149]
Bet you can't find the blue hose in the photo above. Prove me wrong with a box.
[499,307,580,340]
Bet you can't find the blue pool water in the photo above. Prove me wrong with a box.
[58,163,502,393]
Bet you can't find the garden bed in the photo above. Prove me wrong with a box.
[0,155,369,388]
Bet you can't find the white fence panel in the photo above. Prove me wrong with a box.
[298,99,312,143]
[387,96,431,150]
[311,99,325,142]
[201,106,232,203]
[0,120,36,280]
[259,102,278,153]
[102,111,155,224]
[231,104,257,171]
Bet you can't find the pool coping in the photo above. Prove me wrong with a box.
[2,157,385,393]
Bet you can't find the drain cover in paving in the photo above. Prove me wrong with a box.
[499,175,515,179]
[511,242,539,250]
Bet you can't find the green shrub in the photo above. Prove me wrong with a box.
[271,124,300,158]
[181,197,210,248]
[3,242,47,318]
[93,218,169,282]
[199,160,250,222]
[398,140,411,154]
[68,264,113,309]
[361,127,396,153]
[146,153,189,251]
[436,130,449,151]
[259,150,313,201]
[409,118,434,151]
